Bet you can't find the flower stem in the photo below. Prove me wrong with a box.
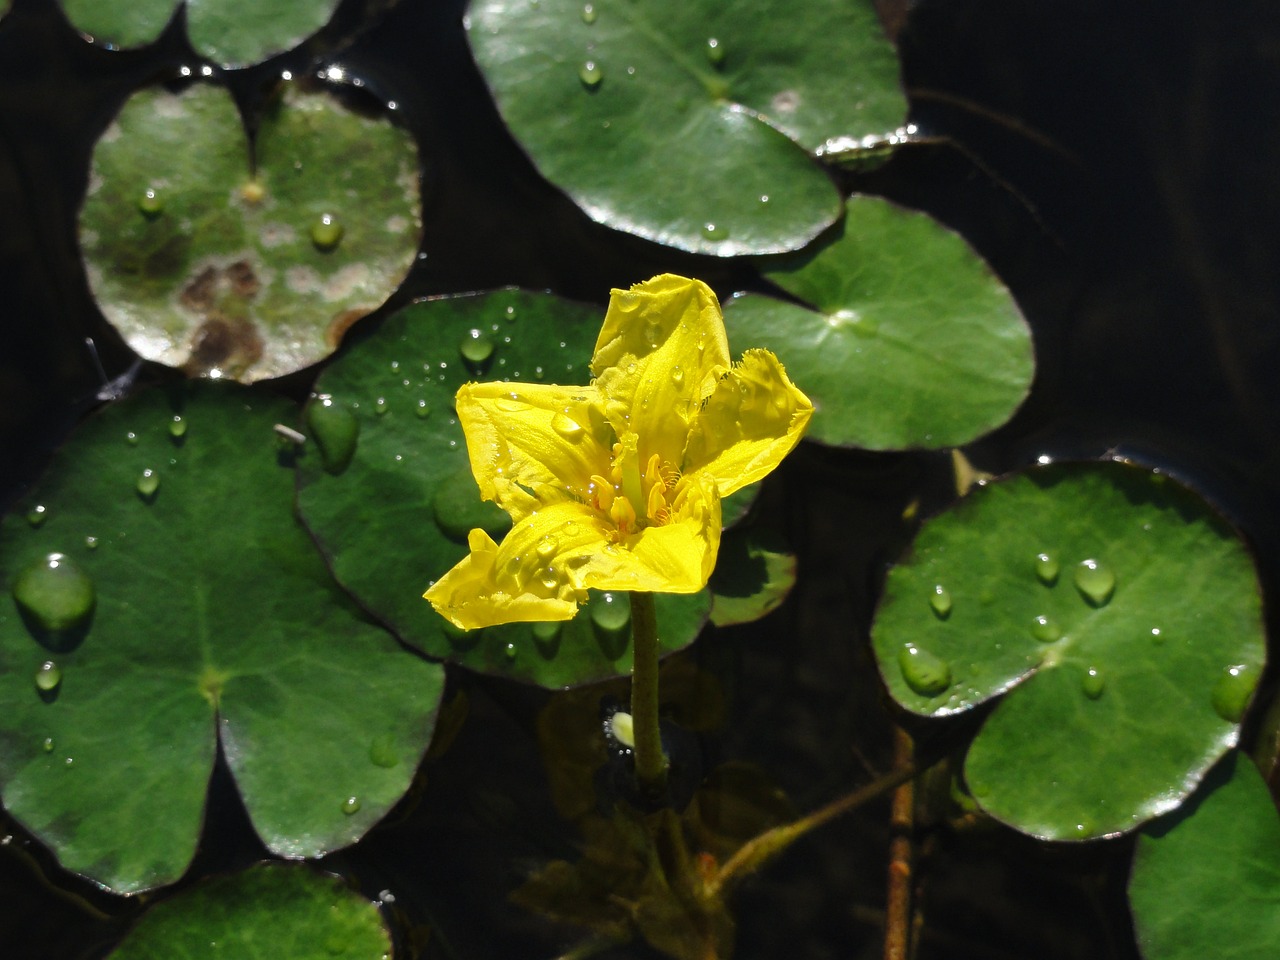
[629,591,668,799]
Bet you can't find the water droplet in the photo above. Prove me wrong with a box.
[26,505,47,527]
[306,394,359,475]
[34,660,61,693]
[579,61,603,89]
[168,415,186,439]
[701,222,729,241]
[929,584,952,618]
[1081,666,1105,699]
[1150,627,1164,644]
[460,329,496,374]
[310,213,344,251]
[136,467,160,500]
[551,412,585,443]
[705,37,726,67]
[1073,559,1115,605]
[125,431,138,445]
[590,592,631,639]
[1030,615,1061,643]
[374,396,388,416]
[536,536,558,560]
[12,553,96,634]
[1034,552,1059,584]
[341,796,361,815]
[581,3,597,23]
[138,187,163,218]
[504,641,518,660]
[898,645,951,696]
[1212,664,1257,723]
[84,536,99,550]
[415,399,432,420]
[42,737,54,753]
[670,365,684,386]
[369,733,398,768]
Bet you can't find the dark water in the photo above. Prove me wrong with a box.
[1,0,1278,957]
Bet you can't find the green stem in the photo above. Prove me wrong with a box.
[629,591,668,799]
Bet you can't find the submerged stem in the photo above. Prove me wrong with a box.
[629,591,668,799]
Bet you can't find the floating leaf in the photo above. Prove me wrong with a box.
[80,81,421,383]
[108,863,390,959]
[296,290,710,688]
[724,195,1033,449]
[59,0,344,67]
[1129,752,1280,960]
[467,0,906,255]
[708,523,795,627]
[871,461,1264,839]
[0,383,444,893]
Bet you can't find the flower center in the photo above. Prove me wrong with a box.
[590,436,680,539]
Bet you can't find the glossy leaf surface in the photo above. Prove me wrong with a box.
[724,195,1033,449]
[467,0,905,255]
[0,384,443,892]
[872,461,1264,839]
[80,81,420,383]
[296,290,710,688]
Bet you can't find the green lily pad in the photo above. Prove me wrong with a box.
[723,194,1033,449]
[109,862,390,959]
[708,523,795,627]
[80,80,421,383]
[1129,752,1280,960]
[59,0,344,67]
[296,289,710,688]
[0,383,444,893]
[467,0,906,256]
[871,461,1264,839]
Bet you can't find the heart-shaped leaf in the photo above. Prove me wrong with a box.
[467,0,906,255]
[109,863,391,959]
[871,461,1264,839]
[0,383,444,893]
[295,290,710,689]
[80,81,421,383]
[723,194,1034,449]
[59,0,345,67]
[1129,752,1280,960]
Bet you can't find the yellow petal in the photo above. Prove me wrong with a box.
[591,274,731,469]
[455,382,611,517]
[424,503,613,629]
[565,472,721,594]
[682,348,813,496]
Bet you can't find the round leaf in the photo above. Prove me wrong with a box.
[59,0,344,67]
[871,461,1264,839]
[723,194,1033,449]
[80,81,421,383]
[467,0,906,255]
[109,863,390,959]
[1130,752,1280,960]
[0,383,444,893]
[296,290,711,688]
[708,523,795,627]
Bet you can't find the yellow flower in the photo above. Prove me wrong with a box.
[424,274,812,630]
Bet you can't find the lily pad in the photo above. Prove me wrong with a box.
[871,461,1264,839]
[723,194,1033,449]
[80,80,421,383]
[1129,752,1280,960]
[109,862,391,959]
[296,289,710,688]
[59,0,344,67]
[708,523,795,627]
[467,0,906,256]
[0,383,444,893]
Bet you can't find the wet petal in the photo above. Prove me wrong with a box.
[683,348,813,496]
[456,382,611,516]
[591,275,731,468]
[424,503,613,629]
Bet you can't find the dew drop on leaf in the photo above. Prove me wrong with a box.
[414,399,431,420]
[590,591,631,638]
[84,536,99,550]
[504,641,518,660]
[42,737,54,753]
[34,660,62,694]
[1073,558,1115,605]
[1082,666,1105,700]
[310,213,344,252]
[929,584,952,618]
[341,796,361,815]
[459,329,496,374]
[1034,551,1059,584]
[551,412,585,443]
[168,415,186,439]
[701,222,729,241]
[706,37,726,67]
[579,61,603,89]
[581,3,597,24]
[136,468,160,499]
[1030,615,1061,643]
[898,644,951,696]
[12,553,96,634]
[1211,664,1257,723]
[26,504,47,527]
[369,734,398,768]
[137,187,163,218]
[306,395,359,475]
